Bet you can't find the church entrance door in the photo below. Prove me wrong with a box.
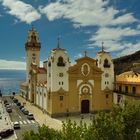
[81,100,89,113]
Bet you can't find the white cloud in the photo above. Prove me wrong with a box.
[111,13,137,25]
[1,0,41,24]
[74,53,82,59]
[90,27,140,42]
[88,26,140,54]
[39,0,137,27]
[137,24,140,29]
[0,59,26,70]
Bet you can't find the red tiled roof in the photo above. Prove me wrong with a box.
[38,67,47,74]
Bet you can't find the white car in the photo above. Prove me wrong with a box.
[27,113,34,120]
[13,122,20,129]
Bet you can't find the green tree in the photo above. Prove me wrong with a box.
[23,101,140,140]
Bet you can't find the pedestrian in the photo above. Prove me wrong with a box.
[5,117,6,121]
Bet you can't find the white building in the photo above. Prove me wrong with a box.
[20,28,114,117]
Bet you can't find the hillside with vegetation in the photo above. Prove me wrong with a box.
[114,50,140,75]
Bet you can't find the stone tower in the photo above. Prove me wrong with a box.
[94,43,114,90]
[25,28,41,83]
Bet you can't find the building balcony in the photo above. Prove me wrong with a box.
[113,90,140,98]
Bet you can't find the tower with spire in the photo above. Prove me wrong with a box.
[94,42,114,91]
[47,38,70,93]
[25,27,41,83]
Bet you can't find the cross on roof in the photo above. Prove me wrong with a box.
[102,41,104,52]
[84,51,87,57]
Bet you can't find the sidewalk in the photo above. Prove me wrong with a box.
[0,99,13,130]
[16,95,62,130]
[0,98,17,140]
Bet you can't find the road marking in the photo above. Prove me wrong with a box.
[23,120,27,124]
[14,131,18,140]
[31,120,35,123]
[18,115,22,119]
[27,120,31,124]
[19,121,23,124]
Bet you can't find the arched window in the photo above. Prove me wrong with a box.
[48,62,51,67]
[57,56,65,66]
[104,59,110,68]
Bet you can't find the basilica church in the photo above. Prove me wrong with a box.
[20,28,114,117]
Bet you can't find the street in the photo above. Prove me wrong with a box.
[2,96,39,140]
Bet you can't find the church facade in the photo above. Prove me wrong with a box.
[20,28,114,117]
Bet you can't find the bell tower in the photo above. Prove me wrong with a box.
[94,42,114,90]
[47,39,70,92]
[25,27,41,83]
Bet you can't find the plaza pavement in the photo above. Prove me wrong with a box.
[16,95,94,130]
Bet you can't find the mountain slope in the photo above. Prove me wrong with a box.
[113,50,140,75]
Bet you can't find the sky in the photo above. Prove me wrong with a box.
[0,0,140,70]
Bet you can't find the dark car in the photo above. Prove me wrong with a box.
[6,107,12,113]
[23,109,29,115]
[4,100,8,104]
[10,96,14,100]
[16,102,21,106]
[13,98,18,103]
[19,105,24,110]
[0,129,14,138]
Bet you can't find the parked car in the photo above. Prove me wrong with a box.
[6,107,12,113]
[4,100,7,104]
[10,96,14,100]
[4,103,9,107]
[19,105,24,110]
[23,109,29,115]
[0,129,14,138]
[16,102,21,106]
[13,122,20,129]
[21,107,25,112]
[6,104,11,108]
[27,113,34,120]
[13,98,18,103]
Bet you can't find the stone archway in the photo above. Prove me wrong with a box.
[81,100,89,113]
